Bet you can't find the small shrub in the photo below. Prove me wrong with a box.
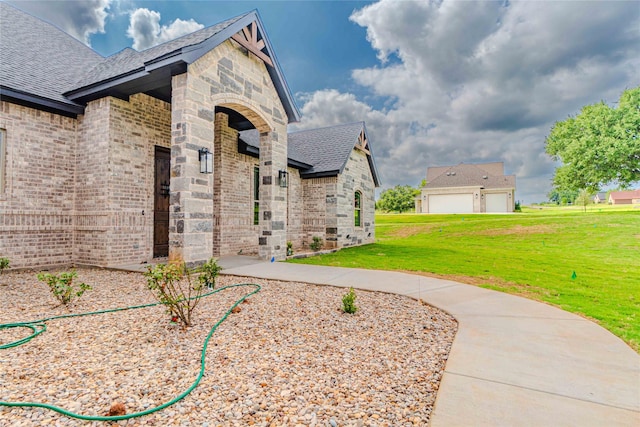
[342,287,358,314]
[37,270,92,305]
[197,258,222,289]
[310,236,323,251]
[514,201,522,212]
[0,257,9,274]
[145,260,217,327]
[287,241,294,256]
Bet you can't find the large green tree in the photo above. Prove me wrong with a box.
[377,185,419,213]
[545,87,640,192]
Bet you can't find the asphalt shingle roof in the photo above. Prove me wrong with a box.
[239,122,379,183]
[0,2,103,106]
[73,14,245,90]
[426,163,515,189]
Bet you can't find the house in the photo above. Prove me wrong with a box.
[415,162,515,213]
[0,3,379,269]
[608,190,640,205]
[593,192,607,204]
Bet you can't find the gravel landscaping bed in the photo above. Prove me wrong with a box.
[0,268,457,427]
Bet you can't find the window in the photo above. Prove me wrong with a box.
[354,191,362,227]
[0,129,5,193]
[253,166,260,225]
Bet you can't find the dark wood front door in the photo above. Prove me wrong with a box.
[154,146,170,258]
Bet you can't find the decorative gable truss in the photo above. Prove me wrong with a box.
[231,21,273,67]
[355,129,370,155]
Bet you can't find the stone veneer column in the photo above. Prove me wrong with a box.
[169,73,214,266]
[258,130,288,260]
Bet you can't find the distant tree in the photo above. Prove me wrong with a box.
[548,188,578,205]
[377,185,419,213]
[545,87,640,193]
[575,189,593,212]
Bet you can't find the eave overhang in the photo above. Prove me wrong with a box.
[0,86,83,118]
[63,10,300,123]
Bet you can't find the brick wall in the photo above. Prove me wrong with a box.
[0,101,77,268]
[212,112,260,256]
[75,94,171,266]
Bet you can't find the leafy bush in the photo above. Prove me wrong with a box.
[310,236,323,251]
[342,287,358,314]
[287,241,293,256]
[144,259,220,327]
[37,270,92,305]
[0,257,9,274]
[514,201,522,212]
[197,258,222,289]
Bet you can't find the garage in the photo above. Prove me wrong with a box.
[486,193,508,213]
[429,194,473,214]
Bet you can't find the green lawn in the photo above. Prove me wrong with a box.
[290,207,640,351]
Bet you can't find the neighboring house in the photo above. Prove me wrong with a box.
[593,192,607,204]
[0,3,379,269]
[608,190,640,205]
[415,162,516,214]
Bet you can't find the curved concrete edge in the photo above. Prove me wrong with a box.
[218,257,640,426]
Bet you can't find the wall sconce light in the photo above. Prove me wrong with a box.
[481,194,484,200]
[475,193,478,199]
[199,147,212,174]
[508,193,511,198]
[278,170,288,188]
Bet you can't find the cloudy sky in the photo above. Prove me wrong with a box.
[7,0,639,203]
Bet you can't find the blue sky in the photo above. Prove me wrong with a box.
[6,0,639,203]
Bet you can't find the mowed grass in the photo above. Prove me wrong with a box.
[290,207,640,351]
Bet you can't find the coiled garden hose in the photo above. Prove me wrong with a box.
[0,282,261,421]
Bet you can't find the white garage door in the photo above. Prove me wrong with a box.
[486,193,508,212]
[429,194,473,214]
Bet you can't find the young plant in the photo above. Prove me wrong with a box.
[197,258,222,289]
[37,270,92,305]
[286,241,293,256]
[0,257,9,275]
[342,287,358,314]
[310,236,323,252]
[144,260,216,327]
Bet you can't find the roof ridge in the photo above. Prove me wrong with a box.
[288,121,364,135]
[129,10,253,54]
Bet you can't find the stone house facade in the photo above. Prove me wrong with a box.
[0,4,379,269]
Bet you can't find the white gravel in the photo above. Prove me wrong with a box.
[0,268,457,427]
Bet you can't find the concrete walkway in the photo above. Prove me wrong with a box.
[219,256,640,427]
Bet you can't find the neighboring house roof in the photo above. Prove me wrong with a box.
[239,122,380,186]
[0,2,103,115]
[609,190,640,200]
[0,3,300,123]
[425,162,515,189]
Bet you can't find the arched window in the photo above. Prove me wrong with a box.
[354,191,362,227]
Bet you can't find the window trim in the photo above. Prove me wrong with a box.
[354,190,362,227]
[253,165,260,225]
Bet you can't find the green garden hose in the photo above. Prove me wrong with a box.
[0,282,261,421]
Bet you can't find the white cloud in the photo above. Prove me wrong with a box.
[8,0,111,46]
[297,0,640,203]
[127,8,204,51]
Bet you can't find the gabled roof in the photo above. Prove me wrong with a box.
[0,4,300,122]
[0,2,103,116]
[239,122,380,186]
[426,162,515,190]
[609,190,640,200]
